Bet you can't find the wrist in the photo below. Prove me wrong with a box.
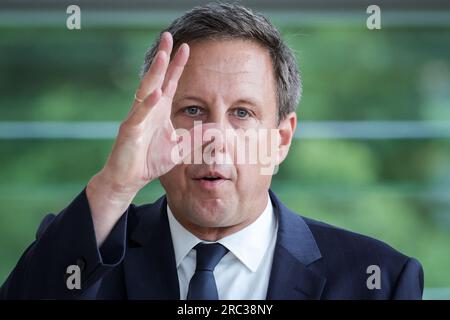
[86,170,137,210]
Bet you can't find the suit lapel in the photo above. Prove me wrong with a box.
[266,190,327,300]
[123,196,180,299]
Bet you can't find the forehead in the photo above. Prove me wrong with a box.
[175,39,276,103]
[186,39,272,73]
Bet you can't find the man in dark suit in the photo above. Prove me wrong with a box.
[1,3,423,300]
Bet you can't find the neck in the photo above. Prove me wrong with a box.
[169,195,268,242]
[178,215,260,242]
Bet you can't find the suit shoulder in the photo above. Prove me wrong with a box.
[301,215,410,265]
[291,213,423,299]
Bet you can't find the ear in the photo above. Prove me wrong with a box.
[276,112,297,165]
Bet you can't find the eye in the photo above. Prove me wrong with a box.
[183,106,202,117]
[233,108,250,119]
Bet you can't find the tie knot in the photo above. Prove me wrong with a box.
[194,243,228,271]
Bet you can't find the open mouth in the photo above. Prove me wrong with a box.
[201,176,223,181]
[193,172,230,189]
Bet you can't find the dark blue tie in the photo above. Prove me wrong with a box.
[187,243,229,300]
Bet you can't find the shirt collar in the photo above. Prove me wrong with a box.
[167,206,202,268]
[167,193,276,273]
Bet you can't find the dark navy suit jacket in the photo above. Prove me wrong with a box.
[1,189,423,299]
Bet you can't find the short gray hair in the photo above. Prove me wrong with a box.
[141,2,301,123]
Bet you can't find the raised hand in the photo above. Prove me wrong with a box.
[86,32,190,245]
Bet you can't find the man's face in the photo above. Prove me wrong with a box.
[159,39,292,234]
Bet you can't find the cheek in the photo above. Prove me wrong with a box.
[171,114,189,131]
[235,164,269,189]
[160,165,187,190]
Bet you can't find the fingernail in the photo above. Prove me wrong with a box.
[180,43,189,52]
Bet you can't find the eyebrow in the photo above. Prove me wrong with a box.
[173,95,263,108]
[173,95,207,106]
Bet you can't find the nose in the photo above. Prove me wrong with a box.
[204,110,246,166]
[201,122,228,162]
[200,104,233,157]
[206,105,229,130]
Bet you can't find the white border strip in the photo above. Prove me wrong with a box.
[1,121,450,139]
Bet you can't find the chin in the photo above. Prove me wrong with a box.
[189,198,231,227]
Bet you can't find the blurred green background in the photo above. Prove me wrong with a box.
[0,2,449,299]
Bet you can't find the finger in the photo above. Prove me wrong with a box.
[145,32,174,93]
[162,43,190,98]
[134,50,168,104]
[128,88,162,125]
[158,31,173,58]
[134,32,173,103]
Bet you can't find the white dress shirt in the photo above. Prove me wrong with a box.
[167,193,278,300]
